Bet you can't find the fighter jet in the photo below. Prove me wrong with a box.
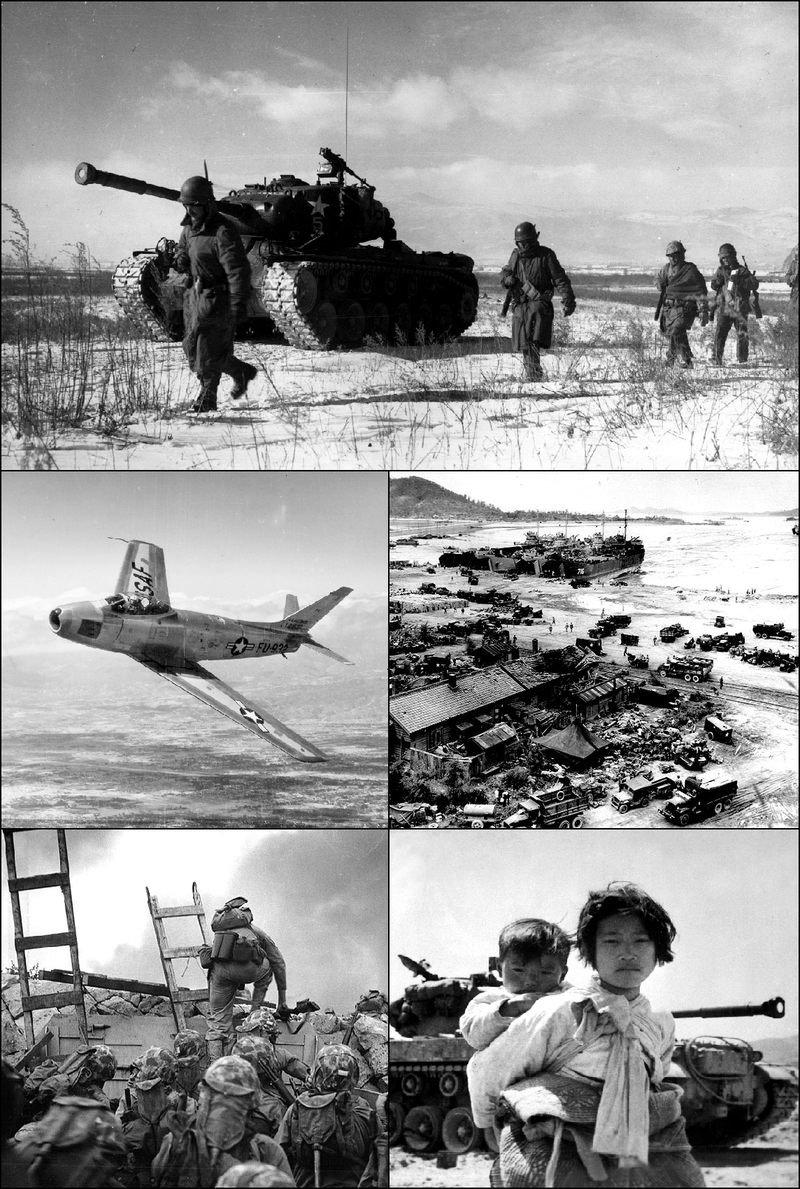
[49,540,353,762]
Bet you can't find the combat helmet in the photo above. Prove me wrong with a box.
[179,175,215,205]
[203,1055,259,1097]
[356,990,388,1014]
[85,1045,118,1085]
[19,1097,126,1188]
[135,1047,177,1090]
[173,1029,205,1065]
[718,243,737,257]
[665,240,685,255]
[311,1044,360,1093]
[514,221,539,242]
[216,1163,296,1187]
[237,1007,279,1037]
[232,1035,280,1081]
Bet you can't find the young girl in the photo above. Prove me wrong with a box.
[467,883,705,1187]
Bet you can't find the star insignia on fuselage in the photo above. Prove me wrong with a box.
[231,636,251,656]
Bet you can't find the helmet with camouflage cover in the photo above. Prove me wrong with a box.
[311,1044,360,1093]
[134,1046,177,1091]
[17,1096,126,1188]
[85,1045,117,1084]
[232,1035,280,1081]
[216,1164,296,1187]
[514,221,539,242]
[355,990,388,1014]
[666,241,685,255]
[173,1029,205,1065]
[203,1055,259,1097]
[237,1007,279,1038]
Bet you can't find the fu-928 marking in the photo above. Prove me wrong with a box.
[49,540,353,763]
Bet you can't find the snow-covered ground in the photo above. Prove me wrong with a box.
[2,295,797,470]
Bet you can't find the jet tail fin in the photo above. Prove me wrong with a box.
[283,594,300,618]
[302,637,353,665]
[114,540,170,607]
[281,586,352,632]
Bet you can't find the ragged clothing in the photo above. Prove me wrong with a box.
[460,984,573,1051]
[467,979,674,1164]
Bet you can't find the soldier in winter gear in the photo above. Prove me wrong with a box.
[501,222,576,381]
[655,242,708,368]
[174,178,258,413]
[709,243,760,364]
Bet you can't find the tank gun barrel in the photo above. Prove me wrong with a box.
[673,997,785,1020]
[75,162,181,203]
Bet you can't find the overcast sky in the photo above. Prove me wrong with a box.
[2,473,386,653]
[1,1,796,265]
[2,829,387,1010]
[390,831,798,1043]
[390,471,799,516]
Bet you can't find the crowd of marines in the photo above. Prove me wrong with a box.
[2,995,388,1188]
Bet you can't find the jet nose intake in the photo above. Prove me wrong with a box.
[49,607,63,633]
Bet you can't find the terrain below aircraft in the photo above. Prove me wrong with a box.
[49,540,353,762]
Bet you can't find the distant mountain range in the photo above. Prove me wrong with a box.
[390,478,797,522]
[752,1034,799,1065]
[388,194,798,272]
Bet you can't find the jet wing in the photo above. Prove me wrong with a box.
[133,657,327,763]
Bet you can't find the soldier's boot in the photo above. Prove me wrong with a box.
[737,335,749,364]
[206,1036,226,1063]
[523,347,543,382]
[231,362,258,400]
[191,376,219,414]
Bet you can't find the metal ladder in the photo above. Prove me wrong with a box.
[3,829,89,1049]
[146,881,211,1030]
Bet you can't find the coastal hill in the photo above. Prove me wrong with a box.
[390,477,684,524]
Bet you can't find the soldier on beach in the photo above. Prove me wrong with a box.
[655,241,708,368]
[501,222,576,382]
[709,244,760,366]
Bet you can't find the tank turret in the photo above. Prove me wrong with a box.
[74,148,478,349]
[666,997,798,1145]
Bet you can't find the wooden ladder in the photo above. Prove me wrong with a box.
[3,829,89,1049]
[146,881,211,1030]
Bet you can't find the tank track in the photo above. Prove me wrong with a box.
[112,254,178,343]
[261,257,478,351]
[733,1079,799,1146]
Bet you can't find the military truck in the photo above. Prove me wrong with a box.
[611,771,678,812]
[607,614,632,628]
[753,623,795,640]
[627,652,649,669]
[657,655,714,683]
[659,774,738,825]
[501,786,598,829]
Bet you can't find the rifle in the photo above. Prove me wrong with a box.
[654,285,667,323]
[501,278,522,317]
[741,256,763,319]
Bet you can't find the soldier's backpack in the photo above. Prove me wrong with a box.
[211,902,266,965]
[287,1091,369,1185]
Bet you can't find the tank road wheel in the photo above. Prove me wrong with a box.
[404,1105,444,1153]
[356,272,374,297]
[369,301,391,339]
[393,302,413,343]
[293,269,319,315]
[400,1073,425,1098]
[438,1072,464,1099]
[442,1106,480,1155]
[312,301,338,346]
[434,302,454,338]
[340,301,366,347]
[331,268,350,297]
[415,303,434,341]
[458,288,478,327]
[384,274,398,298]
[388,1101,406,1146]
[484,1126,500,1153]
[407,276,419,299]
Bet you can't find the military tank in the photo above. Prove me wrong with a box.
[389,958,798,1155]
[74,148,479,350]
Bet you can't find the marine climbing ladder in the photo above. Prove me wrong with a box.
[2,829,89,1049]
[146,881,211,1030]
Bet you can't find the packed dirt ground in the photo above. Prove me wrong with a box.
[390,555,798,828]
[2,284,797,470]
[389,1109,799,1188]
